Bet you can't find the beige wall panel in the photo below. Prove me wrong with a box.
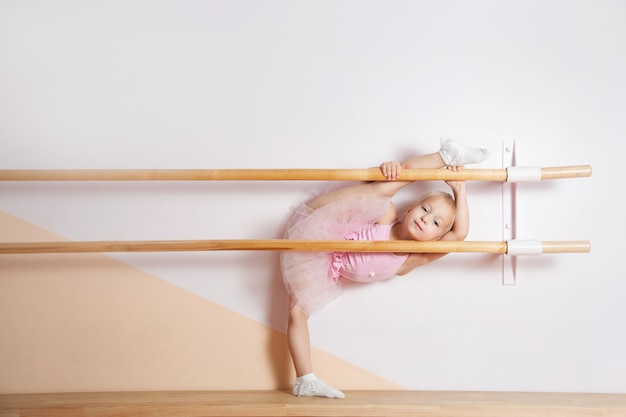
[0,211,402,393]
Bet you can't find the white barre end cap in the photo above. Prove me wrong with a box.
[506,166,542,182]
[506,240,543,255]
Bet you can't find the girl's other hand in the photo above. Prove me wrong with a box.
[380,161,403,180]
[444,165,466,191]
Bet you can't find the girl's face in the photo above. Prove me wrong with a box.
[404,196,455,241]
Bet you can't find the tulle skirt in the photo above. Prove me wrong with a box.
[280,195,391,316]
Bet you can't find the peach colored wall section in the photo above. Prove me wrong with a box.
[0,211,402,394]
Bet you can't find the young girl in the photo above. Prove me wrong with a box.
[281,138,489,398]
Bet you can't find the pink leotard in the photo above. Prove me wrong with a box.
[330,223,408,283]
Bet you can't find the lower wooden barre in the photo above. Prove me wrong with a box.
[0,239,591,255]
[0,165,591,181]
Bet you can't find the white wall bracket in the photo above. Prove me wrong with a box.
[502,139,517,285]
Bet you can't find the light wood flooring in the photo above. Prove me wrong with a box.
[2,390,626,417]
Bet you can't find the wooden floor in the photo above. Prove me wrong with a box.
[2,390,626,417]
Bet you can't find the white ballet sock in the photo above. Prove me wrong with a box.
[292,373,345,399]
[438,137,490,166]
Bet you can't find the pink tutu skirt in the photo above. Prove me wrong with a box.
[280,195,391,316]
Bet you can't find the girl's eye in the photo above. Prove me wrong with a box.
[422,206,428,212]
[434,220,440,227]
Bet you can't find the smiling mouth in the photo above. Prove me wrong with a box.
[414,220,422,231]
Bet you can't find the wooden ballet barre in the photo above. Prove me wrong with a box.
[0,239,591,255]
[0,165,591,182]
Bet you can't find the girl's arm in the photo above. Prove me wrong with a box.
[376,152,447,197]
[440,172,469,242]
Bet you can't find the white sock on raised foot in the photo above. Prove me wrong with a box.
[292,373,345,399]
[438,137,490,166]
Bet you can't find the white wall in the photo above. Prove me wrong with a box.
[1,0,624,392]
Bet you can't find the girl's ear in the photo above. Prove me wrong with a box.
[400,203,415,220]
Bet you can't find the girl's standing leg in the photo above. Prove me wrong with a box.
[287,296,345,398]
[287,296,313,376]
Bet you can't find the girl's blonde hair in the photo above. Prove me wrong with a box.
[417,190,455,208]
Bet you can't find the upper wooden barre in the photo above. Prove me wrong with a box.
[0,165,591,182]
[0,239,591,255]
